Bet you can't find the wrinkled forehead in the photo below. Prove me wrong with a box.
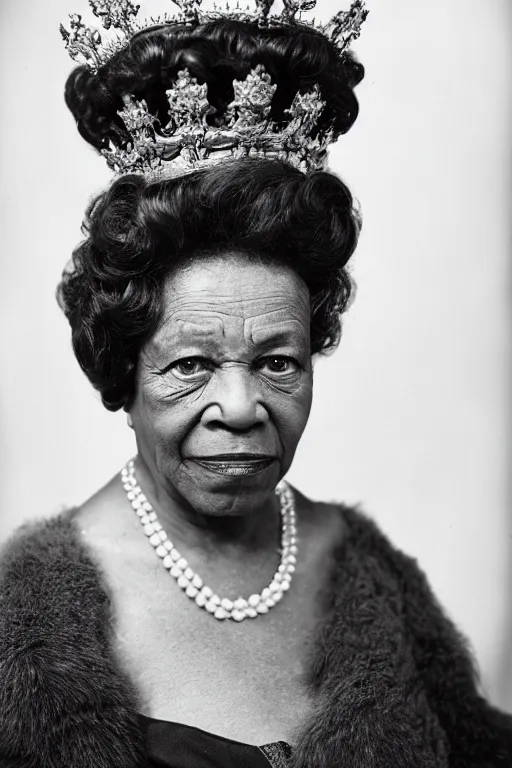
[165,301,307,346]
[153,257,311,349]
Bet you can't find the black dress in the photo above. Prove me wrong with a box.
[138,714,293,768]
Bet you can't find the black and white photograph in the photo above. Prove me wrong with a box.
[0,0,511,765]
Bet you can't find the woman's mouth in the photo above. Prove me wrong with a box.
[189,454,276,476]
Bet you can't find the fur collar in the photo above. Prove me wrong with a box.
[1,506,511,768]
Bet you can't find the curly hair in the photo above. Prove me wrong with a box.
[57,158,360,411]
[59,19,363,411]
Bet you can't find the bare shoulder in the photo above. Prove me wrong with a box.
[293,485,346,533]
[291,485,347,565]
[74,474,145,559]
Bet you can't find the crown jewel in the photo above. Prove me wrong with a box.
[61,0,368,179]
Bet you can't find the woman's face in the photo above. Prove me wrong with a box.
[129,253,313,517]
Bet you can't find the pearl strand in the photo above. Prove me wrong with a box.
[121,460,298,621]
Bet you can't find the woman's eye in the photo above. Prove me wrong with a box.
[259,356,299,376]
[169,358,210,379]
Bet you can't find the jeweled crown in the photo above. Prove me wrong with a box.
[61,0,368,179]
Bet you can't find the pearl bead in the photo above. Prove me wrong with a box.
[123,462,297,623]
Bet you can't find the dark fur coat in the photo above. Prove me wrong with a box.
[1,505,511,768]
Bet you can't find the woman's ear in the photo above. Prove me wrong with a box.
[126,412,134,429]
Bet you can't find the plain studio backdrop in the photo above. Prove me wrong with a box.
[0,0,511,711]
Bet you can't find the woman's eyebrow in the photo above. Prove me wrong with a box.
[247,319,306,346]
[150,317,227,353]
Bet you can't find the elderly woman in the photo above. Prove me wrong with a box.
[1,2,512,767]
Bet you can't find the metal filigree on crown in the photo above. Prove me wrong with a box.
[61,0,368,179]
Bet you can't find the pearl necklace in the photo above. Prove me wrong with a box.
[121,460,298,621]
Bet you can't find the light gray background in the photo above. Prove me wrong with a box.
[1,0,510,711]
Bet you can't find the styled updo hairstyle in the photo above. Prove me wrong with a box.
[58,19,364,411]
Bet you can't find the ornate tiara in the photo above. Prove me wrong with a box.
[61,0,368,180]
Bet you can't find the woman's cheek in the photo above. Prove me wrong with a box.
[267,375,313,435]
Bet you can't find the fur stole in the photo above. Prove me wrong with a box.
[1,505,511,768]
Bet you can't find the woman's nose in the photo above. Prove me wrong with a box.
[201,364,269,431]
